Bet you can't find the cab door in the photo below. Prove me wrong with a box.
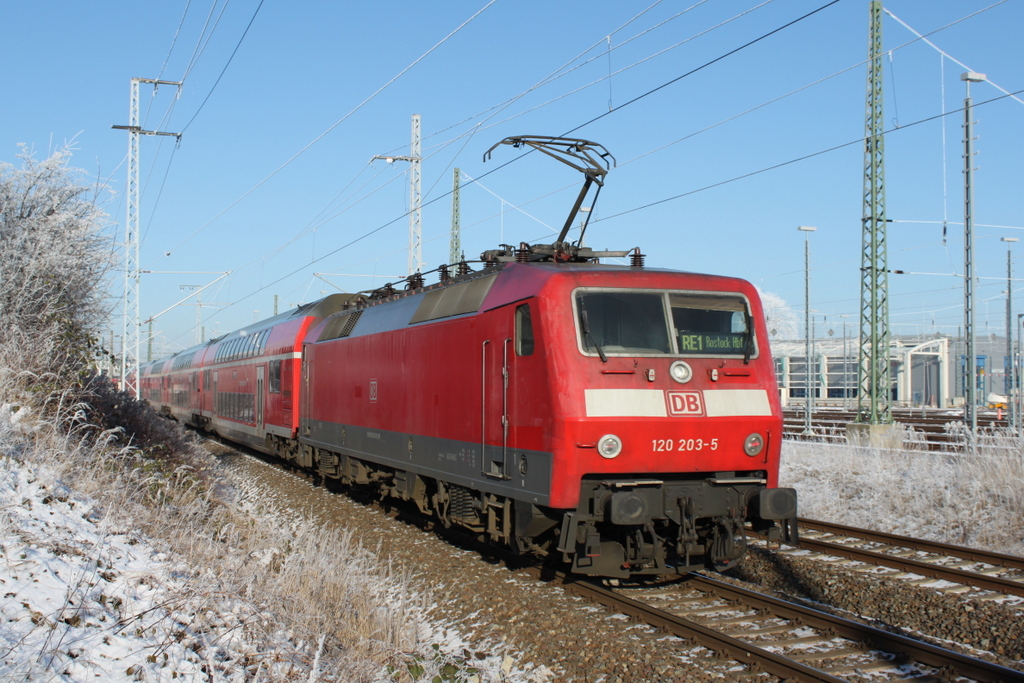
[482,313,513,479]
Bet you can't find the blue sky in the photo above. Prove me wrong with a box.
[2,0,1022,356]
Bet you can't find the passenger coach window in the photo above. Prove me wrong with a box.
[269,360,282,393]
[575,292,671,355]
[515,304,534,356]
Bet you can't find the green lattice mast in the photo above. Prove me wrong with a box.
[856,0,892,425]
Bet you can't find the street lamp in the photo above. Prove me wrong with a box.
[1018,312,1024,438]
[1002,237,1018,428]
[798,226,817,435]
[962,71,986,432]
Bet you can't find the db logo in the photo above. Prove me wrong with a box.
[666,391,704,416]
[369,379,378,403]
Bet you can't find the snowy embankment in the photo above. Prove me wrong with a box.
[0,404,533,682]
[780,434,1024,556]
[1,449,223,680]
[6,398,1021,683]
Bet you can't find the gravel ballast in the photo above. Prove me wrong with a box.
[219,445,1024,680]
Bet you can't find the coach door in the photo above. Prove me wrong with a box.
[301,351,312,436]
[256,365,265,430]
[482,315,512,479]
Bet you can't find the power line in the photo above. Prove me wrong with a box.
[157,0,193,81]
[617,1,1009,169]
[174,0,713,272]
[174,2,1014,343]
[182,0,233,81]
[596,88,1024,225]
[885,2,1023,108]
[561,0,843,138]
[162,0,499,259]
[180,0,851,333]
[160,0,778,289]
[402,0,773,166]
[180,0,265,133]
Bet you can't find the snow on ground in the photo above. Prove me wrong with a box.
[0,407,552,682]
[10,402,1017,680]
[779,437,1024,556]
[0,451,225,681]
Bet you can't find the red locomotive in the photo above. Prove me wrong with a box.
[140,137,796,577]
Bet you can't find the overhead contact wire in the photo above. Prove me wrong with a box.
[180,0,266,132]
[597,88,1024,223]
[189,1,848,331]
[163,0,500,260]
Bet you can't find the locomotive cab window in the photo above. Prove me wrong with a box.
[515,303,534,356]
[575,292,671,355]
[574,289,755,358]
[669,293,753,357]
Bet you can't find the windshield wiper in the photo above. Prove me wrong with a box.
[578,300,608,363]
[742,312,754,365]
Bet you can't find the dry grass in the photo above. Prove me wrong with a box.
[1,378,437,682]
[780,429,1024,556]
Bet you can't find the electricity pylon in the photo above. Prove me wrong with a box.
[856,0,892,426]
[112,77,181,394]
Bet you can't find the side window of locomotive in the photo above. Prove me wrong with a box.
[575,292,671,355]
[669,294,752,356]
[515,303,534,356]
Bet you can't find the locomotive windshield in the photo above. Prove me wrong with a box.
[575,289,754,358]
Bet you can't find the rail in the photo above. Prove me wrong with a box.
[782,518,1024,598]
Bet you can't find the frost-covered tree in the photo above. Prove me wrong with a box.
[0,145,112,384]
[758,289,799,340]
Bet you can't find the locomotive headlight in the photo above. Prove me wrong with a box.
[669,361,692,384]
[598,434,622,458]
[744,433,765,457]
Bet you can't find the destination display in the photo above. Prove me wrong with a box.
[677,332,747,354]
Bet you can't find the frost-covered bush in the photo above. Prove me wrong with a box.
[0,145,112,388]
[780,433,1024,555]
[77,371,195,458]
[0,147,180,458]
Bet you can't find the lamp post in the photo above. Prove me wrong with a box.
[842,317,849,410]
[1018,312,1024,438]
[962,71,986,432]
[798,226,817,435]
[1003,237,1018,428]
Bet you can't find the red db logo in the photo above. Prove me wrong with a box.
[666,391,704,416]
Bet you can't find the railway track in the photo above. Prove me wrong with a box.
[547,571,1024,683]
[782,407,1014,450]
[502,520,1024,681]
[220,442,1024,682]
[770,518,1024,600]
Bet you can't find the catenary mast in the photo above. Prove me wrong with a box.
[112,77,181,394]
[856,0,892,426]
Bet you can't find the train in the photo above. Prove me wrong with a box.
[137,137,797,578]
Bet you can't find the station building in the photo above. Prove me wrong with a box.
[770,334,1015,409]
